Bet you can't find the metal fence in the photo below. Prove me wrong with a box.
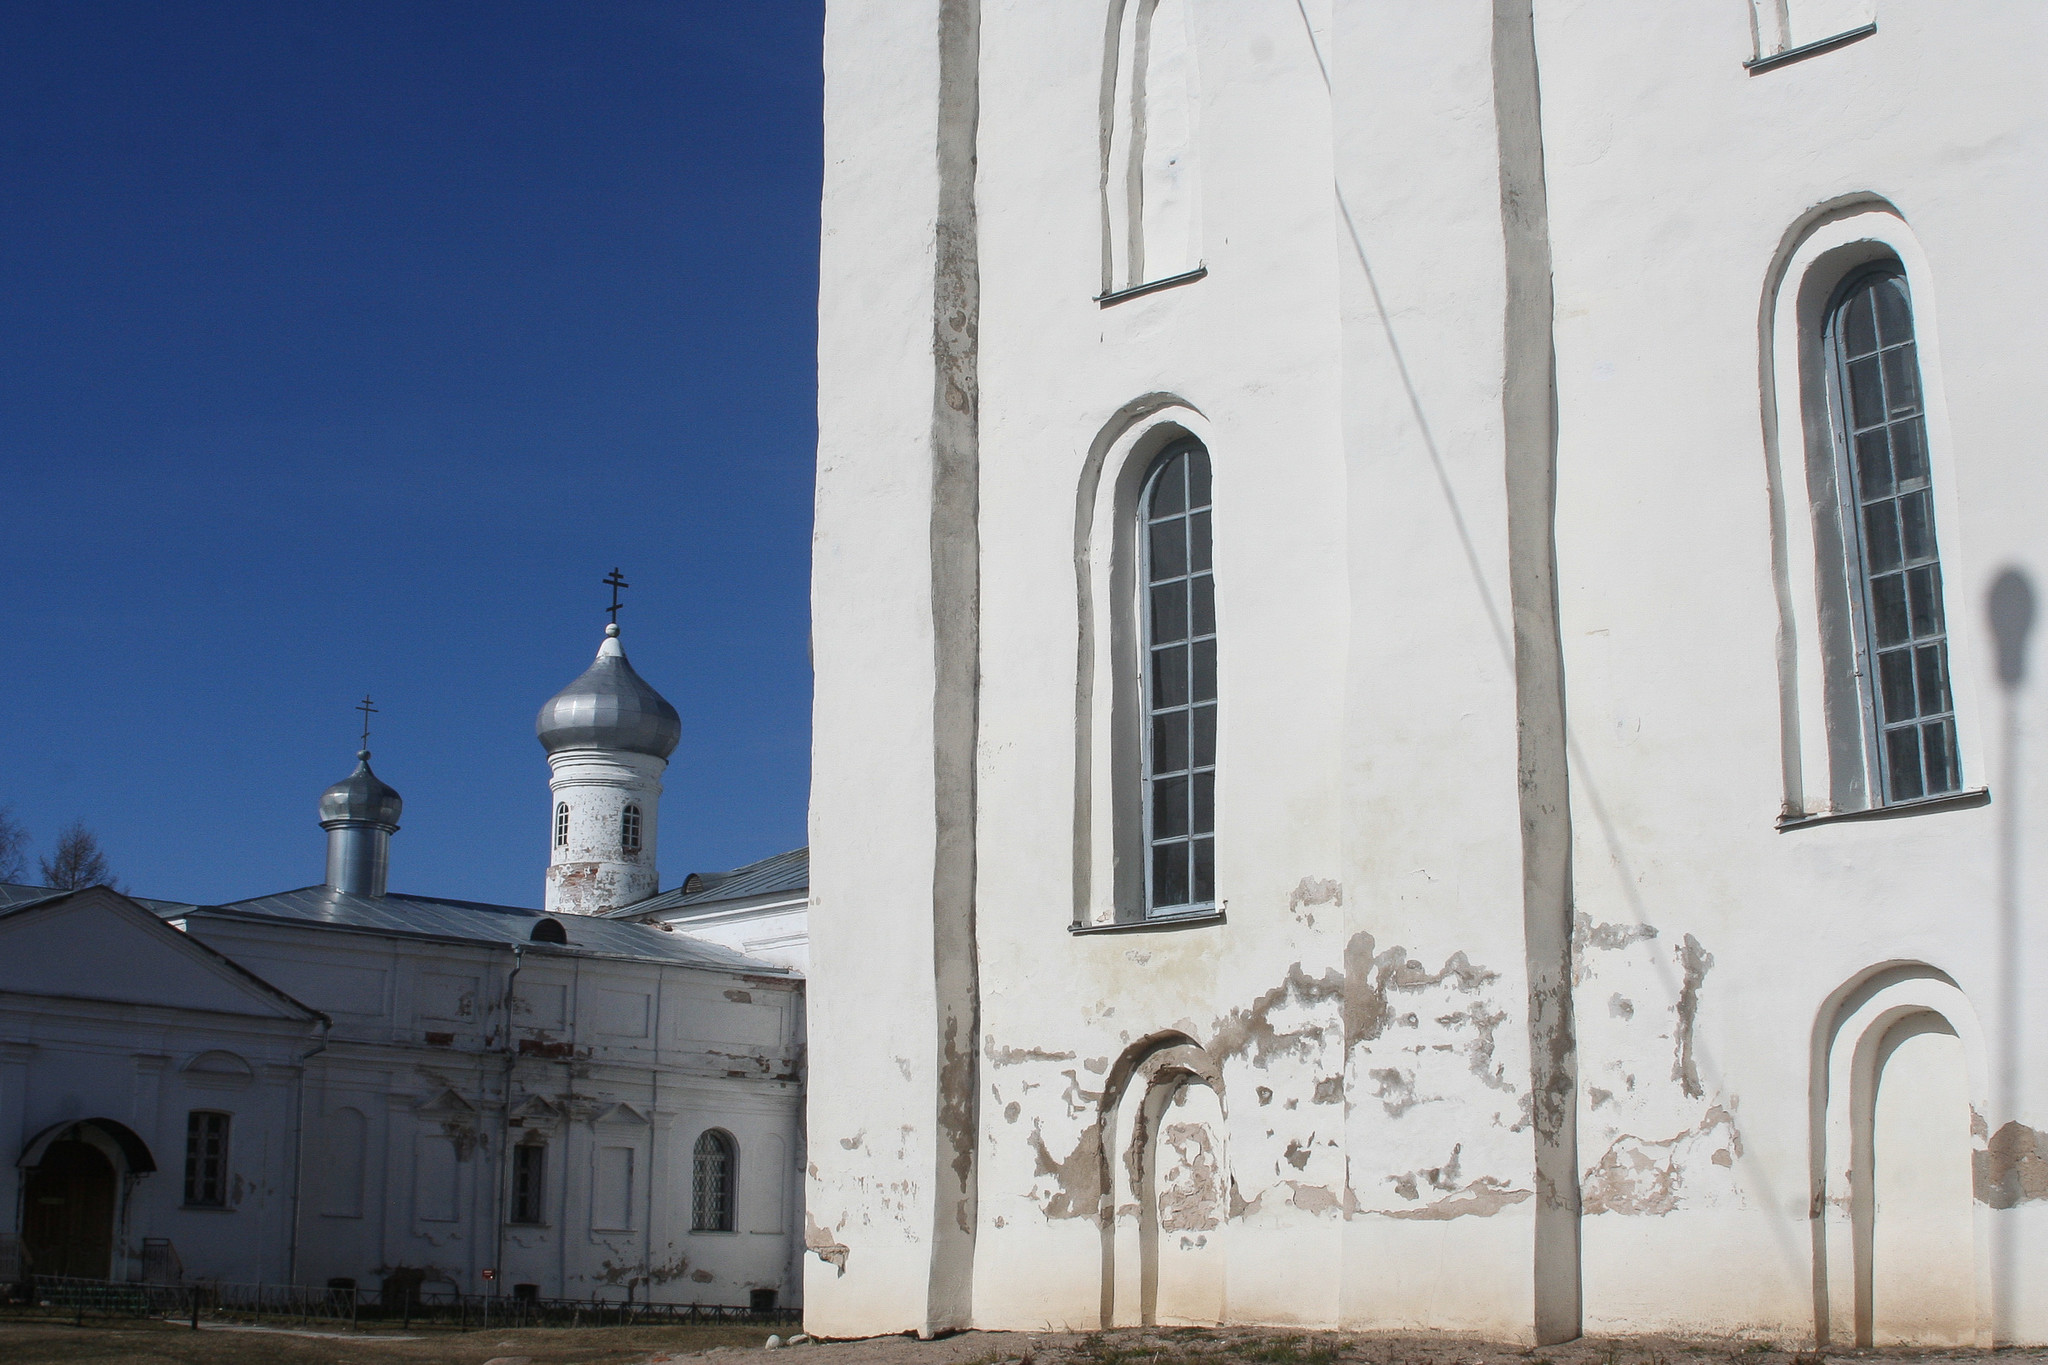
[8,1276,799,1332]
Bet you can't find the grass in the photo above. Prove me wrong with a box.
[0,1316,773,1365]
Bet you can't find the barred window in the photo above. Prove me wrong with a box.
[1140,441,1216,915]
[510,1142,546,1225]
[554,802,569,849]
[621,804,641,854]
[691,1129,736,1232]
[184,1111,230,1208]
[1826,267,1960,802]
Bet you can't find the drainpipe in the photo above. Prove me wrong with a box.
[493,945,524,1300]
[285,1015,333,1289]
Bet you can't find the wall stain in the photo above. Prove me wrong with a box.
[1976,1120,2048,1207]
[1287,876,1344,927]
[1672,934,1714,1099]
[986,1038,1078,1067]
[1570,912,1659,986]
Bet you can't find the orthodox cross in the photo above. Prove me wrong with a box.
[604,567,629,624]
[356,695,377,751]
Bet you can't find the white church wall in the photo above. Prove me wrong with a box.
[810,0,2045,1347]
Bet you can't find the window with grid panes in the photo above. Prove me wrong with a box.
[621,804,641,853]
[691,1129,735,1232]
[510,1142,545,1224]
[1140,442,1216,915]
[554,802,569,848]
[184,1111,229,1207]
[1827,267,1960,802]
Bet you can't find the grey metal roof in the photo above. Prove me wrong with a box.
[1,882,197,917]
[536,625,682,759]
[319,752,403,828]
[182,885,791,974]
[609,847,808,919]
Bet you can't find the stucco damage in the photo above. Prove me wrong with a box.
[1976,1119,2048,1208]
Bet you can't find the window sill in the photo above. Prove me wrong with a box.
[1745,22,1875,74]
[180,1204,232,1213]
[1095,265,1207,307]
[1777,786,1988,831]
[1069,907,1226,935]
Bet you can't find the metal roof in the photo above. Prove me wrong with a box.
[1,882,197,917]
[536,625,682,759]
[609,847,808,919]
[184,885,791,974]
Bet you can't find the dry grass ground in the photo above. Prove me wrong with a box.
[1,1321,2041,1365]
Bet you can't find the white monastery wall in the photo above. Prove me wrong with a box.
[808,0,2046,1348]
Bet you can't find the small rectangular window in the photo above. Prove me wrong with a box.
[184,1111,230,1207]
[510,1143,546,1225]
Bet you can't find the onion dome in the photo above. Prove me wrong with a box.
[319,752,403,830]
[535,624,681,759]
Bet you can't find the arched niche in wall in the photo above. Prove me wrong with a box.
[1808,963,1993,1347]
[1101,0,1203,295]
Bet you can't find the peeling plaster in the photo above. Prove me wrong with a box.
[1157,1121,1222,1232]
[1382,1176,1532,1220]
[1570,912,1659,986]
[1285,1180,1340,1216]
[1672,934,1714,1100]
[1976,1120,2048,1207]
[987,1038,1078,1067]
[804,1212,849,1275]
[1287,876,1343,927]
[1025,1119,1105,1222]
[1582,1105,1741,1215]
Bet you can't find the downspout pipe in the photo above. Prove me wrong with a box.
[286,1014,334,1288]
[493,944,524,1299]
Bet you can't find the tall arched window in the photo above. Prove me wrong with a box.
[621,804,642,854]
[1825,266,1959,802]
[1140,441,1215,914]
[691,1129,736,1232]
[553,802,569,848]
[1103,0,1202,295]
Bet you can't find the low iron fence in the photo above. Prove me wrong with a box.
[8,1275,799,1332]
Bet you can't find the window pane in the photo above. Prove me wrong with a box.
[1846,356,1885,428]
[1922,719,1959,794]
[1843,288,1878,357]
[1191,837,1215,905]
[1873,277,1913,348]
[1863,503,1902,573]
[1191,703,1216,767]
[1878,648,1917,721]
[1899,490,1935,563]
[1149,454,1186,517]
[1150,581,1188,644]
[1890,420,1928,484]
[1914,644,1950,715]
[1152,644,1189,707]
[1907,564,1944,636]
[1189,510,1212,573]
[1148,518,1187,580]
[1191,637,1216,703]
[1882,346,1921,417]
[1870,575,1910,647]
[1190,575,1215,636]
[1152,841,1190,908]
[1192,771,1214,835]
[1152,711,1189,774]
[1886,727,1924,800]
[1854,429,1893,500]
[1152,775,1189,838]
[1187,450,1211,508]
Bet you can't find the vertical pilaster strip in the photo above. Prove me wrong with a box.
[1490,0,1582,1344]
[927,0,982,1333]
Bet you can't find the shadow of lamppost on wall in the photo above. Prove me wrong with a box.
[1986,566,2033,1337]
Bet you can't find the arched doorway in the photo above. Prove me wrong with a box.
[17,1118,156,1282]
[1865,1013,1976,1346]
[1101,1033,1228,1327]
[23,1140,118,1279]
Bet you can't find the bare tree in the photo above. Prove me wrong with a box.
[40,821,118,891]
[0,806,28,884]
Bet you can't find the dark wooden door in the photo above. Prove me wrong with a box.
[22,1139,116,1280]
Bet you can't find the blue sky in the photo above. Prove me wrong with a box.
[0,2,823,906]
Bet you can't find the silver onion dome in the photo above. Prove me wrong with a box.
[319,752,403,829]
[535,624,682,759]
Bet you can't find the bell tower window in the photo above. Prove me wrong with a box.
[621,804,642,854]
[554,802,569,849]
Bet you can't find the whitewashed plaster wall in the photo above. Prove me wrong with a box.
[807,0,2045,1347]
[184,917,807,1306]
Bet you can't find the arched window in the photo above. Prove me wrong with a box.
[1825,266,1959,802]
[621,804,641,854]
[691,1129,736,1232]
[553,802,569,849]
[1103,0,1202,296]
[1139,441,1215,914]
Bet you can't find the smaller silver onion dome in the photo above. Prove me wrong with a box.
[535,624,682,760]
[319,752,404,830]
